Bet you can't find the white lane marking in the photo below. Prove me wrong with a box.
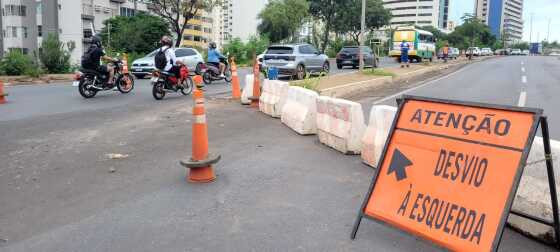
[522,75,527,83]
[518,91,527,107]
[521,61,524,65]
[521,67,525,72]
[373,64,473,105]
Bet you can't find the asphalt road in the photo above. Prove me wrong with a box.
[0,56,556,251]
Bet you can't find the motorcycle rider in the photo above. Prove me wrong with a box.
[81,35,118,86]
[207,42,226,78]
[155,36,185,86]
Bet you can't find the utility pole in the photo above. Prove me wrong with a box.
[529,13,533,43]
[359,0,366,71]
[547,18,551,42]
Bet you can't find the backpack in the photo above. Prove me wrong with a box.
[81,45,98,68]
[155,47,169,70]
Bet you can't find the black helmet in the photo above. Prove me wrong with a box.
[91,35,102,47]
[160,36,173,47]
[209,42,217,49]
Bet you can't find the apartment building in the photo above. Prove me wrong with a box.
[214,0,267,49]
[383,0,450,29]
[0,0,38,56]
[475,0,523,41]
[181,10,215,49]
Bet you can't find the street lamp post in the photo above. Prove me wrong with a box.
[359,0,366,71]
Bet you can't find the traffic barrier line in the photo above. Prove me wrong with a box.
[259,79,289,118]
[361,105,397,167]
[281,86,319,135]
[180,89,220,183]
[241,74,254,105]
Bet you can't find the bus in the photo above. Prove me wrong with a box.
[389,26,436,62]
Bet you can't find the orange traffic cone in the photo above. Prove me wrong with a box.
[249,59,261,108]
[180,89,221,183]
[122,53,129,74]
[193,75,204,90]
[230,57,241,100]
[0,80,8,104]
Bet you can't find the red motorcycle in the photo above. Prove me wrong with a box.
[151,64,193,100]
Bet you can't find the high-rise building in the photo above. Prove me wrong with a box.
[382,0,450,29]
[0,0,39,56]
[475,0,524,42]
[180,10,214,49]
[214,0,267,49]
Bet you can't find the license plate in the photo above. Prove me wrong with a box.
[72,81,79,87]
[344,60,353,64]
[134,68,142,72]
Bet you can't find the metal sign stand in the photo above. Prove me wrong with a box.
[507,116,560,249]
[351,103,560,250]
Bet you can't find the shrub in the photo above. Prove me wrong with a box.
[0,50,34,76]
[39,34,74,73]
[222,38,246,64]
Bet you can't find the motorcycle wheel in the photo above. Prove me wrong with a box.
[78,78,98,98]
[224,69,232,83]
[180,77,194,96]
[202,72,212,85]
[117,74,134,93]
[152,82,166,100]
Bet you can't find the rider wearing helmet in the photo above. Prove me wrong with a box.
[207,42,226,77]
[81,35,117,85]
[158,36,183,79]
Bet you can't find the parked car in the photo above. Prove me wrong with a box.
[437,47,459,60]
[466,47,481,56]
[335,46,376,69]
[481,48,493,56]
[511,49,522,55]
[261,44,329,80]
[131,47,205,79]
[522,49,530,55]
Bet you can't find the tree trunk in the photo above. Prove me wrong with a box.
[321,22,331,53]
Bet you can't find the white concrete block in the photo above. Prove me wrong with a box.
[241,74,254,105]
[259,79,289,118]
[281,86,319,135]
[361,105,397,167]
[316,96,366,154]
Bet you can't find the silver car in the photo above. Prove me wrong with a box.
[262,44,329,80]
[131,47,205,78]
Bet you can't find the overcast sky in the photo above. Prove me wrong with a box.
[449,0,559,42]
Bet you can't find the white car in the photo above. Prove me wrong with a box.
[131,47,205,79]
[481,48,493,56]
[511,49,522,55]
[466,47,481,56]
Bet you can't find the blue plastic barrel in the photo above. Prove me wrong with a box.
[268,67,278,80]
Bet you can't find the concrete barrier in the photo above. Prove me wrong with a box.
[361,105,397,167]
[316,96,366,154]
[281,86,319,135]
[241,74,254,105]
[509,136,560,244]
[259,79,289,118]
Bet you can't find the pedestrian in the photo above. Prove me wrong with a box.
[442,43,450,63]
[400,40,410,68]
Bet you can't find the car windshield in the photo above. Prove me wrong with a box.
[341,47,359,53]
[266,47,293,54]
[146,49,158,57]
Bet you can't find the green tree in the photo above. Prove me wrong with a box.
[333,0,391,44]
[38,34,75,74]
[222,38,245,63]
[149,0,219,47]
[100,14,170,54]
[447,14,496,50]
[243,35,269,61]
[258,0,309,43]
[309,0,346,53]
[512,42,529,50]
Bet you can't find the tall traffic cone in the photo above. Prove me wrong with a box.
[180,89,221,183]
[0,80,8,104]
[230,57,241,100]
[122,53,129,74]
[248,57,261,108]
[193,75,204,90]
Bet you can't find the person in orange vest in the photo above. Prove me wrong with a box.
[442,43,450,63]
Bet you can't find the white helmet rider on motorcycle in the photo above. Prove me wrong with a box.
[207,42,226,78]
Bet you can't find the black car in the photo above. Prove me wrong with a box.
[336,46,377,69]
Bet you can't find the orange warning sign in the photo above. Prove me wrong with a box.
[353,96,542,252]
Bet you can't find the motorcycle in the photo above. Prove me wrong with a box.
[151,64,193,100]
[201,56,232,84]
[75,59,134,98]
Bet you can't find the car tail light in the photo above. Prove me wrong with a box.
[74,72,82,80]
